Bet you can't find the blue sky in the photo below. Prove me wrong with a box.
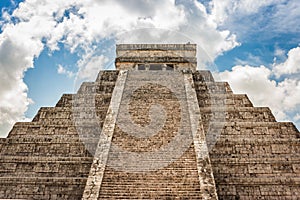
[0,0,300,137]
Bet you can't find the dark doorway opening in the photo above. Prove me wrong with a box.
[137,64,146,70]
[166,64,174,70]
[149,64,162,70]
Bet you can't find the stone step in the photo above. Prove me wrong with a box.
[0,142,92,157]
[210,138,300,145]
[217,184,299,199]
[95,70,119,82]
[201,106,276,122]
[0,137,99,144]
[32,107,72,122]
[101,177,201,184]
[209,141,300,155]
[196,93,253,107]
[8,125,72,137]
[210,156,300,164]
[55,94,73,107]
[99,189,202,194]
[7,122,73,137]
[193,70,215,82]
[0,156,93,162]
[8,130,102,139]
[98,193,202,200]
[77,82,96,94]
[77,82,116,95]
[205,124,299,141]
[0,157,93,176]
[208,121,298,129]
[56,93,113,108]
[0,140,96,156]
[209,132,299,141]
[211,164,300,175]
[0,165,91,177]
[0,177,87,199]
[7,122,100,137]
[99,188,202,198]
[31,106,109,125]
[212,175,300,185]
[0,176,87,183]
[194,81,233,94]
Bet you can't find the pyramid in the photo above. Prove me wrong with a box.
[0,44,299,199]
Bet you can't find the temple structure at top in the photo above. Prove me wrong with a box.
[115,44,197,71]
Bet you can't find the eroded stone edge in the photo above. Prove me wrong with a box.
[183,72,219,200]
[82,70,128,200]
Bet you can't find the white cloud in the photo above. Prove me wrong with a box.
[209,0,284,25]
[274,46,300,77]
[77,54,109,81]
[219,65,281,108]
[274,46,286,58]
[234,53,264,66]
[294,114,300,122]
[207,0,300,42]
[57,64,74,78]
[57,64,66,74]
[270,1,300,33]
[0,35,38,137]
[218,48,300,129]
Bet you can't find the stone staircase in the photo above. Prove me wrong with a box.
[83,70,217,199]
[193,71,300,199]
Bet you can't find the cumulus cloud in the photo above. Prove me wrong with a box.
[57,64,74,78]
[77,54,109,81]
[208,0,300,41]
[209,0,284,25]
[274,45,286,58]
[294,114,300,122]
[0,32,39,137]
[274,46,300,77]
[218,47,300,129]
[234,53,264,66]
[270,1,300,33]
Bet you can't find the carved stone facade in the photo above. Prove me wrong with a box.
[0,44,299,199]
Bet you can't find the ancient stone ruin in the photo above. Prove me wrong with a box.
[0,44,299,199]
